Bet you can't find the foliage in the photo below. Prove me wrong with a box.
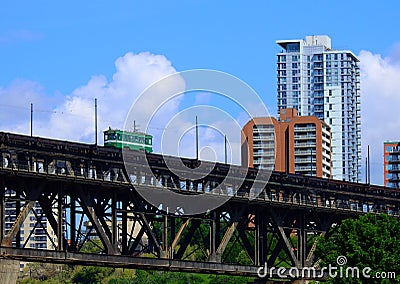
[315,214,400,283]
[108,270,253,284]
[71,266,115,284]
[80,239,105,253]
[18,263,253,283]
[19,262,71,284]
[16,219,256,283]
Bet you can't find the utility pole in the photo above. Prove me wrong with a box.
[224,135,227,164]
[30,103,33,137]
[367,145,370,184]
[196,116,199,160]
[94,98,98,145]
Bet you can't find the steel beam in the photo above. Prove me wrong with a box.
[1,201,35,246]
[77,188,116,255]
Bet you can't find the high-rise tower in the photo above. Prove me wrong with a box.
[384,141,400,188]
[276,35,361,181]
[241,108,332,179]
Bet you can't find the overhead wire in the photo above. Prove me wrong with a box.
[0,103,187,132]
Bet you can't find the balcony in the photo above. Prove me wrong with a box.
[295,166,316,171]
[294,135,316,140]
[388,176,400,182]
[293,127,316,132]
[253,128,274,134]
[253,136,274,142]
[253,152,274,158]
[295,150,314,155]
[295,142,316,148]
[313,63,323,69]
[388,167,400,173]
[295,158,315,163]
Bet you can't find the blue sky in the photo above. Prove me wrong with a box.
[2,1,399,101]
[1,1,400,185]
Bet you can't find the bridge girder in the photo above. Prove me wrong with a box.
[0,131,399,279]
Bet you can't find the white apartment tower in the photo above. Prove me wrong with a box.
[4,189,61,270]
[276,35,361,182]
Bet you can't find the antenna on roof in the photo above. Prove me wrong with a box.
[133,120,140,132]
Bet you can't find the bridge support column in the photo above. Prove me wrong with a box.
[0,178,4,244]
[297,212,306,268]
[69,195,76,251]
[0,179,19,284]
[111,193,117,251]
[0,259,19,284]
[208,210,222,262]
[57,186,64,251]
[161,215,168,258]
[255,208,267,266]
[121,199,127,255]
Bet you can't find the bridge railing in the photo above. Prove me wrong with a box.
[0,161,129,184]
[1,161,399,217]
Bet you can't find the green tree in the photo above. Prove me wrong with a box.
[71,266,114,284]
[71,239,115,283]
[18,262,71,283]
[315,214,400,283]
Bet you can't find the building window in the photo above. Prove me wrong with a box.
[287,43,300,52]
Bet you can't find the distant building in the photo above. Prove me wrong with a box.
[276,35,361,181]
[384,141,400,188]
[242,108,332,178]
[83,216,148,252]
[4,190,60,270]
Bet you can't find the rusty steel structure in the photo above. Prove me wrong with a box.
[0,131,400,279]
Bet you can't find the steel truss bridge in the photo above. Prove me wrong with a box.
[0,131,399,280]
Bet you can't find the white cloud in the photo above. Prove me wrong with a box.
[0,52,245,165]
[0,79,60,134]
[359,48,400,185]
[3,51,184,143]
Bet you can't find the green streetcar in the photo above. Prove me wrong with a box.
[103,128,153,153]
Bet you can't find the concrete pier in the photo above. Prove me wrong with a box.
[0,259,19,284]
